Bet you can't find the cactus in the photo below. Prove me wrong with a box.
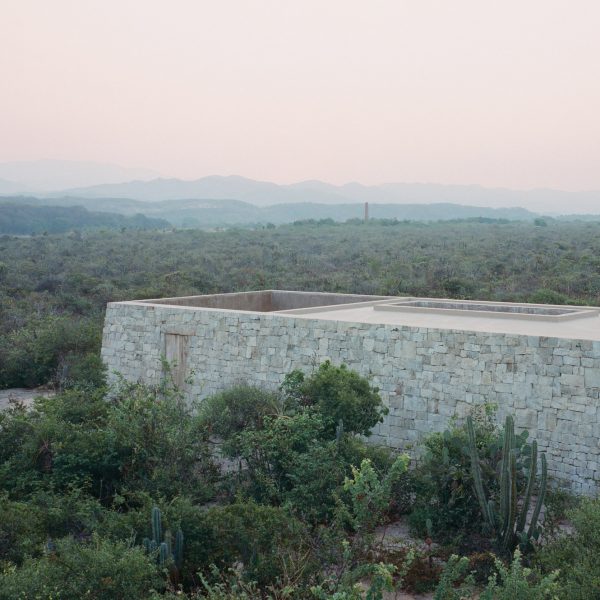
[467,416,495,528]
[142,507,185,582]
[466,414,547,553]
[159,541,169,567]
[527,453,547,541]
[174,529,184,570]
[151,506,162,545]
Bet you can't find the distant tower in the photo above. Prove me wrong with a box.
[364,201,369,222]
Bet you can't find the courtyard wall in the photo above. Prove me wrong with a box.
[101,301,600,494]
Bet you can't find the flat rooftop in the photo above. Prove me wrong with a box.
[131,290,600,341]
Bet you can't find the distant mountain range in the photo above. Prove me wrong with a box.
[1,161,599,218]
[0,160,159,192]
[45,176,599,214]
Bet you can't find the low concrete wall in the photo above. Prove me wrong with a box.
[140,290,389,312]
[101,301,600,494]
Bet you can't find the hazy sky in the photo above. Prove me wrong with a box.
[2,1,600,190]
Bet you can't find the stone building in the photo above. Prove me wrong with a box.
[101,290,600,493]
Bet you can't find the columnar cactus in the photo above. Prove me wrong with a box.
[151,506,162,547]
[142,506,185,581]
[467,415,547,552]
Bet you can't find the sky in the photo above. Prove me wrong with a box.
[2,0,600,190]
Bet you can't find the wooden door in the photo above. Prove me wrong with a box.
[165,333,189,388]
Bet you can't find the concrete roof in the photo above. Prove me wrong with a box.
[277,298,600,341]
[126,290,600,341]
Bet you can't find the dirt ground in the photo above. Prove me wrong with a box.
[0,387,54,410]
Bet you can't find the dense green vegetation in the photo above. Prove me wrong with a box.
[1,364,596,598]
[2,218,600,389]
[0,202,169,234]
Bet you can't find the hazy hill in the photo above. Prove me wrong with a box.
[0,160,159,191]
[59,176,347,205]
[0,178,30,195]
[55,175,600,214]
[0,203,169,235]
[1,195,538,227]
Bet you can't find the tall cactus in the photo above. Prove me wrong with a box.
[527,453,547,541]
[466,415,547,552]
[142,506,185,582]
[467,416,494,528]
[174,529,184,570]
[159,541,169,567]
[151,506,162,546]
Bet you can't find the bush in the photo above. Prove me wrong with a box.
[337,456,409,533]
[434,550,558,600]
[0,495,48,564]
[536,498,600,599]
[199,385,280,452]
[0,366,407,596]
[232,410,339,516]
[197,501,312,588]
[409,406,502,544]
[282,361,388,438]
[0,487,114,565]
[0,381,216,503]
[0,535,163,600]
[479,550,558,599]
[0,315,102,389]
[60,351,107,390]
[213,363,401,525]
[104,380,216,502]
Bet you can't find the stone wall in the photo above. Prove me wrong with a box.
[101,301,600,494]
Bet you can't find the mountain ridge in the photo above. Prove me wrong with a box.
[52,175,600,214]
[0,160,160,191]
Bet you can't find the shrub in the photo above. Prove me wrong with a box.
[60,351,107,390]
[227,407,406,524]
[211,364,403,524]
[105,380,216,502]
[0,535,163,600]
[197,501,312,588]
[536,498,600,599]
[0,315,102,389]
[0,388,120,498]
[0,487,114,565]
[432,555,474,599]
[434,550,558,600]
[409,405,503,544]
[479,550,558,600]
[199,385,280,441]
[0,495,48,565]
[0,381,216,503]
[337,456,409,533]
[282,361,388,438]
[232,410,340,515]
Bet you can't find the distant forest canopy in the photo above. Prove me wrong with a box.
[0,202,169,234]
[0,194,557,230]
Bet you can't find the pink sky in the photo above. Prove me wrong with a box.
[2,0,600,190]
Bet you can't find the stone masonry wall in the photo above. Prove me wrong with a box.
[101,302,600,494]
